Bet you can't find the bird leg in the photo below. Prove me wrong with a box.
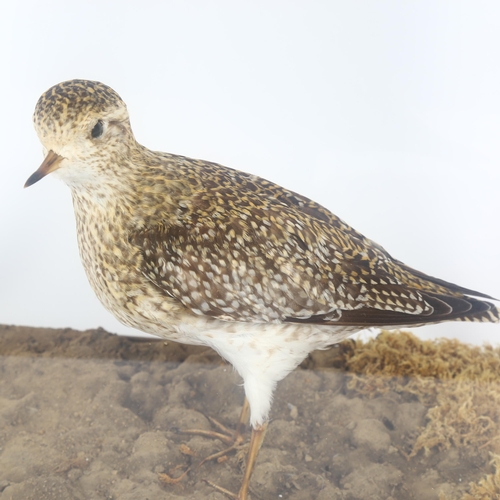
[204,421,269,500]
[238,421,268,499]
[182,397,251,466]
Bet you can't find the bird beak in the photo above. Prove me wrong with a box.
[24,150,64,188]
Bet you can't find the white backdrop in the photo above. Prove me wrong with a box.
[1,1,499,345]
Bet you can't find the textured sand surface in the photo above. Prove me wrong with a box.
[0,325,498,500]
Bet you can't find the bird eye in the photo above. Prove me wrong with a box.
[91,120,104,139]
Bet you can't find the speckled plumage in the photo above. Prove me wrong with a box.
[26,79,499,498]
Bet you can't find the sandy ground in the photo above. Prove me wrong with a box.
[0,324,498,500]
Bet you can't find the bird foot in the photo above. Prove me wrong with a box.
[158,418,246,493]
[182,415,248,467]
[202,478,241,499]
[159,399,253,495]
[158,465,190,485]
[202,422,268,500]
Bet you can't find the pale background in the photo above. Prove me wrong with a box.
[1,1,499,345]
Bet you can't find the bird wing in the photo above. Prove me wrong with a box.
[129,160,498,325]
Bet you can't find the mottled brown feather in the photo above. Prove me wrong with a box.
[128,154,499,326]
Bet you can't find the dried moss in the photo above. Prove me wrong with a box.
[441,454,500,500]
[340,330,500,455]
[461,454,500,500]
[339,331,500,498]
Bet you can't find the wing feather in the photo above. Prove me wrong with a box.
[129,157,499,325]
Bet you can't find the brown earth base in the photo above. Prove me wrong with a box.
[0,325,499,500]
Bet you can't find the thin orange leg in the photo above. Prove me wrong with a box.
[237,422,268,500]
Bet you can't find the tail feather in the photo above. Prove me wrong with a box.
[287,293,499,327]
[396,261,498,301]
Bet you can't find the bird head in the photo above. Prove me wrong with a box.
[25,79,134,189]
